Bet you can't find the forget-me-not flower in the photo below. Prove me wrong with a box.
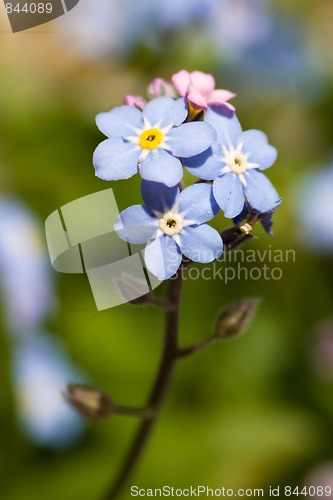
[114,181,223,280]
[172,70,236,111]
[184,108,279,218]
[93,97,216,187]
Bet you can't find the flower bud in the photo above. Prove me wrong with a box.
[65,384,114,420]
[215,298,260,339]
[221,226,254,252]
[123,94,146,110]
[147,78,176,99]
[113,271,151,306]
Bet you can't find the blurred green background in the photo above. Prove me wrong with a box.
[1,0,333,499]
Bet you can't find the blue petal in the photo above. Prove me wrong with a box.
[96,106,143,138]
[213,172,245,218]
[93,139,140,181]
[144,235,182,280]
[167,122,216,157]
[179,224,223,263]
[241,130,277,170]
[114,205,157,244]
[183,142,223,180]
[244,169,280,213]
[179,183,219,223]
[139,148,183,187]
[143,97,187,128]
[141,181,179,213]
[205,107,242,147]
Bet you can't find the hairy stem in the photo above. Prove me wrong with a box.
[104,273,183,499]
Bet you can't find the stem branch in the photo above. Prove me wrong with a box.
[177,336,219,359]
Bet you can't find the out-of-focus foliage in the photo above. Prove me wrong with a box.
[0,0,333,498]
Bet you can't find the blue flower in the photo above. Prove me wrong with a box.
[184,108,280,218]
[93,97,216,187]
[114,182,223,280]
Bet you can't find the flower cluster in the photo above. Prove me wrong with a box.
[93,71,280,280]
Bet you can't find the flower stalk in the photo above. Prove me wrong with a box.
[104,272,183,500]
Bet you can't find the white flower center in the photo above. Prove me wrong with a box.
[159,211,183,236]
[221,142,259,179]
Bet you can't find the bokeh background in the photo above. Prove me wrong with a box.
[1,0,333,498]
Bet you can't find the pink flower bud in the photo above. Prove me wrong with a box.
[147,78,176,99]
[123,94,146,110]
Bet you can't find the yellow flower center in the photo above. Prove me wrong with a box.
[139,128,163,150]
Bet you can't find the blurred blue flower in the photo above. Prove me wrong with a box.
[58,0,131,59]
[184,108,279,218]
[0,197,54,333]
[149,0,218,30]
[58,0,218,59]
[296,166,333,252]
[0,197,86,448]
[12,332,84,449]
[211,2,322,98]
[210,0,272,56]
[115,181,223,280]
[93,97,216,187]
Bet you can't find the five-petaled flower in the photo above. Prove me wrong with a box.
[93,97,216,187]
[114,182,223,280]
[172,70,236,111]
[184,108,280,218]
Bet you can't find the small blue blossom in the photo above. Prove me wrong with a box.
[114,182,223,280]
[184,108,280,218]
[93,97,216,187]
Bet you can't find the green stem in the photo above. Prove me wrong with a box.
[103,273,183,499]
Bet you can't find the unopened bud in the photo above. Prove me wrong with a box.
[215,298,260,339]
[147,78,176,99]
[123,94,146,110]
[113,271,151,306]
[221,226,254,252]
[65,384,114,420]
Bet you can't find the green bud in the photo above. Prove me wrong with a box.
[215,298,260,339]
